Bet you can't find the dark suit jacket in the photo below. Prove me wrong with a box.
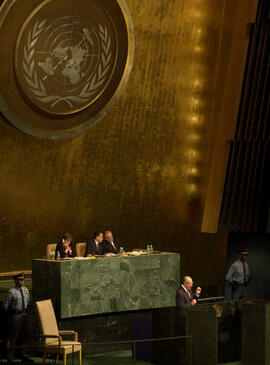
[84,240,106,256]
[176,285,199,307]
[55,242,74,259]
[103,239,121,254]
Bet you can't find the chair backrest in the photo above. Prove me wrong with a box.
[36,299,59,345]
[76,242,86,257]
[46,243,57,260]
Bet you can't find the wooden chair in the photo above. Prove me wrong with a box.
[76,243,86,257]
[46,243,57,260]
[36,299,82,365]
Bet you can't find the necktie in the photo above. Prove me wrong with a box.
[20,288,25,312]
[242,262,247,285]
[111,242,116,253]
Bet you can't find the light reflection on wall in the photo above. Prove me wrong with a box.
[184,7,207,198]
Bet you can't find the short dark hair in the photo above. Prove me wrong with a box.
[94,231,103,239]
[62,233,72,241]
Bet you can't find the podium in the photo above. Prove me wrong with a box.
[242,302,270,365]
[185,305,218,365]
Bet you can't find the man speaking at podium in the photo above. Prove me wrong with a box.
[176,276,202,307]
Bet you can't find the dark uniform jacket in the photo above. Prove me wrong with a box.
[103,239,121,254]
[84,240,106,256]
[55,242,74,259]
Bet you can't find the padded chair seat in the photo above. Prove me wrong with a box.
[46,341,82,354]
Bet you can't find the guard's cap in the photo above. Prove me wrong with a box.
[239,249,248,255]
[14,273,25,280]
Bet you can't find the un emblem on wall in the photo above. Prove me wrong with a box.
[0,0,134,138]
[17,17,114,115]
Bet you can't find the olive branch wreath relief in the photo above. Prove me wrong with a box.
[22,20,112,109]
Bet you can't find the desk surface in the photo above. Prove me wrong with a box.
[32,252,180,318]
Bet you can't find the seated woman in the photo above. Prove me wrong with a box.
[55,233,74,259]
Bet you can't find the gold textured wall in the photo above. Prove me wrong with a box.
[0,0,257,291]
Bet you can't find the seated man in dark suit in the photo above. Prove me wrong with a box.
[103,230,122,254]
[176,276,202,307]
[84,231,106,256]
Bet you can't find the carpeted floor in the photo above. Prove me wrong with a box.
[84,349,152,364]
[0,351,244,365]
[0,350,151,365]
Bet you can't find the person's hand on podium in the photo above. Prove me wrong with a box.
[191,299,197,305]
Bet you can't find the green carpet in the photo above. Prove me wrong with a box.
[85,350,151,364]
[0,350,152,365]
[0,349,243,364]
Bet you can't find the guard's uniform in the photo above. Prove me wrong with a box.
[226,259,249,300]
[2,274,30,362]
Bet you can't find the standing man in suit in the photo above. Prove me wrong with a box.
[84,231,106,256]
[103,230,122,254]
[176,276,202,307]
[226,249,249,300]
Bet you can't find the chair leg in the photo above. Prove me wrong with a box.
[43,349,47,365]
[79,350,82,365]
[55,351,60,363]
[63,353,66,365]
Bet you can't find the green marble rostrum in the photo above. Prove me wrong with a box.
[32,253,180,318]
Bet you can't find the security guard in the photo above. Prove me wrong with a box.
[2,273,33,364]
[226,249,249,300]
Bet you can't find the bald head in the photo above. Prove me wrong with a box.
[183,276,193,291]
[104,230,113,242]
